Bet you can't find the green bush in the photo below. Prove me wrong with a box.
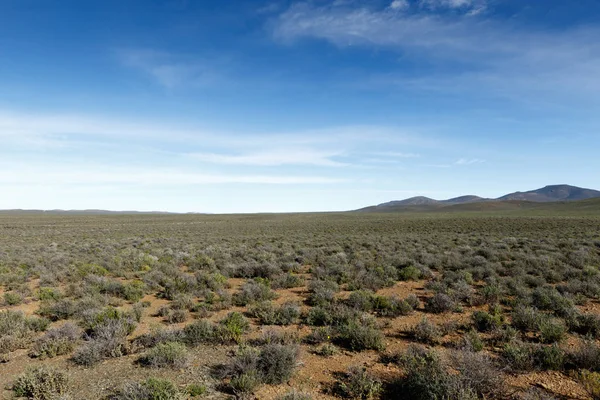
[139,341,189,369]
[219,312,250,343]
[337,322,385,351]
[12,366,69,400]
[472,309,503,332]
[398,265,421,281]
[230,372,261,399]
[186,383,207,397]
[111,377,186,400]
[4,291,23,305]
[538,317,567,344]
[183,319,216,346]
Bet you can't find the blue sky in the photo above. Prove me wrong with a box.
[1,0,599,212]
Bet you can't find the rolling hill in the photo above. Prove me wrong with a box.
[357,185,600,212]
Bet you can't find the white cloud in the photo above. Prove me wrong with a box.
[389,0,410,11]
[0,163,345,186]
[189,149,346,167]
[420,0,482,10]
[272,3,600,104]
[455,158,484,165]
[117,49,222,89]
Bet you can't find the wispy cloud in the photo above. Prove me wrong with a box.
[419,0,487,14]
[117,49,223,89]
[0,163,345,185]
[188,149,346,167]
[389,0,410,11]
[272,2,600,105]
[455,158,484,165]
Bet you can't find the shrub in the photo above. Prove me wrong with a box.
[305,306,333,326]
[4,291,23,306]
[110,377,185,400]
[396,346,476,400]
[511,306,542,332]
[337,322,385,351]
[72,312,135,366]
[135,326,183,349]
[258,344,300,384]
[139,341,189,369]
[410,318,442,345]
[304,326,333,345]
[347,290,374,312]
[502,341,565,371]
[230,372,261,399]
[335,366,382,399]
[307,280,338,307]
[567,339,600,371]
[472,310,503,332]
[12,366,69,400]
[249,302,300,326]
[398,265,421,281]
[458,330,484,352]
[218,312,250,343]
[29,323,80,359]
[0,310,39,354]
[164,309,187,324]
[577,370,600,400]
[278,390,313,400]
[272,273,304,289]
[186,383,207,397]
[405,294,420,309]
[569,312,600,338]
[234,280,276,306]
[425,293,456,313]
[183,319,216,346]
[538,317,567,344]
[315,343,338,357]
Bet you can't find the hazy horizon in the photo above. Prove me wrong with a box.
[2,1,599,213]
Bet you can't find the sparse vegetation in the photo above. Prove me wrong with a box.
[1,212,599,399]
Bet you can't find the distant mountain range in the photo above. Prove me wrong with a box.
[357,185,600,212]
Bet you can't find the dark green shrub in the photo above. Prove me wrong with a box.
[337,322,385,351]
[305,306,333,326]
[12,366,69,400]
[472,309,503,332]
[398,265,421,281]
[335,366,382,399]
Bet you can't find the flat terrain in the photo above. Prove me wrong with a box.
[1,211,600,399]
